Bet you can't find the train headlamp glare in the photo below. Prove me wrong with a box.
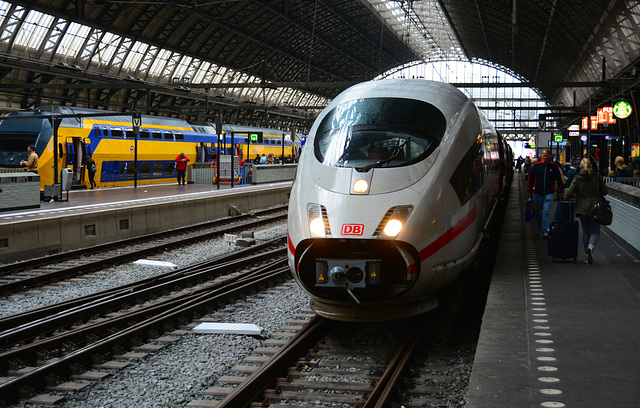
[353,179,368,193]
[309,218,326,237]
[383,219,403,237]
[307,203,329,237]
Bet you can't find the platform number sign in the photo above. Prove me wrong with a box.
[132,113,141,134]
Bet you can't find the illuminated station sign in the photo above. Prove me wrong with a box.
[613,100,632,119]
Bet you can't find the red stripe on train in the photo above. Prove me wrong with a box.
[417,205,478,263]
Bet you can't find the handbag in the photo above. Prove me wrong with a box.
[592,176,612,225]
[525,198,535,222]
[593,200,612,225]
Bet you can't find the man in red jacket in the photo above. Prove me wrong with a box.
[175,152,190,185]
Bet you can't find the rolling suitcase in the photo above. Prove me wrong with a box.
[553,200,575,222]
[548,200,578,262]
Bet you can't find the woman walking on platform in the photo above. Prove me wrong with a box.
[86,155,97,189]
[564,158,608,264]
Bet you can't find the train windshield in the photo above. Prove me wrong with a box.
[314,97,446,169]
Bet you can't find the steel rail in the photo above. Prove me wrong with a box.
[0,258,287,375]
[0,236,285,332]
[0,211,287,295]
[0,263,291,405]
[361,318,428,408]
[215,314,329,408]
[0,245,286,347]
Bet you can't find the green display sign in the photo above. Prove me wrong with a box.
[249,133,259,142]
[613,100,632,119]
[554,134,563,143]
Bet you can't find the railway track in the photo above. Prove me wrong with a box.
[0,205,287,295]
[192,310,474,408]
[0,238,290,406]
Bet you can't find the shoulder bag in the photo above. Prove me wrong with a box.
[592,176,612,225]
[525,198,535,222]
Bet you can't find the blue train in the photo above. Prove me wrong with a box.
[0,106,302,190]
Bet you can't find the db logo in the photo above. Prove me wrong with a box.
[341,224,364,236]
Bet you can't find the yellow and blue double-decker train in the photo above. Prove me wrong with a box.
[194,123,303,164]
[0,106,302,190]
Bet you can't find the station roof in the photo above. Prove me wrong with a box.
[0,1,638,132]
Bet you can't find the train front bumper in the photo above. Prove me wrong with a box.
[293,238,420,304]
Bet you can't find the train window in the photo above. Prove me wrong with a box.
[102,126,109,137]
[449,137,484,205]
[151,162,162,176]
[119,163,126,179]
[166,162,175,175]
[112,128,124,138]
[125,128,136,138]
[127,162,136,179]
[140,162,151,177]
[152,131,162,140]
[270,139,276,145]
[276,139,282,145]
[140,129,151,139]
[314,98,445,169]
[175,132,184,140]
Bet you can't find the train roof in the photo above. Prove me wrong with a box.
[191,122,304,138]
[33,106,192,129]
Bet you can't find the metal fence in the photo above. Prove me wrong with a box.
[604,176,640,187]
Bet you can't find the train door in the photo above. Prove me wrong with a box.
[197,143,208,163]
[235,144,243,163]
[65,137,88,186]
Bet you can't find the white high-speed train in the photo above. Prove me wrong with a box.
[286,79,512,322]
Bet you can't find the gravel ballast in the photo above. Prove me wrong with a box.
[3,220,476,407]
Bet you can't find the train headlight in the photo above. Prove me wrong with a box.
[307,203,330,237]
[375,205,413,238]
[383,219,403,237]
[309,218,326,236]
[353,179,368,193]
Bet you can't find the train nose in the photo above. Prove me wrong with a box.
[295,238,419,303]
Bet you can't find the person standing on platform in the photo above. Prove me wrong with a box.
[614,156,630,178]
[20,144,38,181]
[175,152,190,185]
[523,156,532,176]
[564,158,608,265]
[86,155,97,189]
[527,149,564,238]
[259,154,267,164]
[563,163,576,188]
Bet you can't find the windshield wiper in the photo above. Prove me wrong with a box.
[355,138,410,173]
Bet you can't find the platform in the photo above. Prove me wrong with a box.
[466,174,640,407]
[0,181,291,264]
